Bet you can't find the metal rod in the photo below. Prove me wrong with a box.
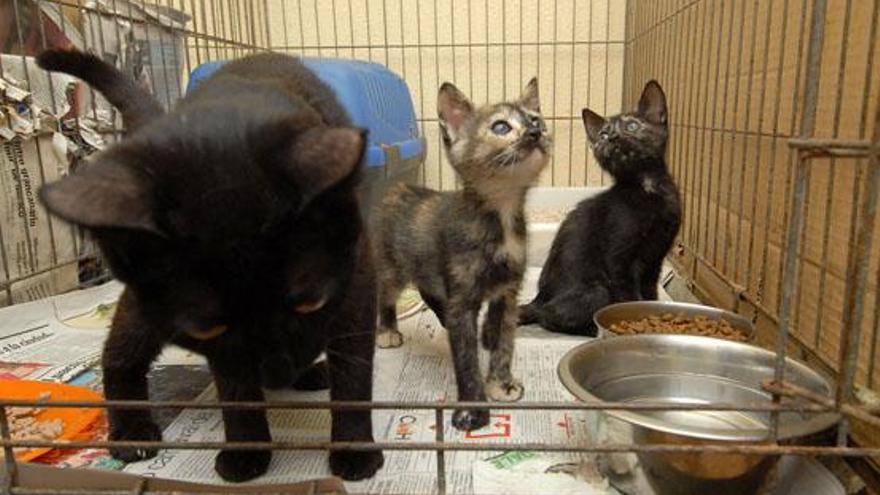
[834,79,880,445]
[743,0,776,294]
[813,0,855,353]
[1,438,878,457]
[771,0,828,441]
[0,399,832,413]
[434,408,446,495]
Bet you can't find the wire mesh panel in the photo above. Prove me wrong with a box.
[0,0,270,307]
[1,0,880,493]
[260,0,626,191]
[626,0,880,388]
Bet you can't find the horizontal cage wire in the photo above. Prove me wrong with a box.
[0,0,878,494]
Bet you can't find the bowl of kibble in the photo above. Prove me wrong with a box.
[594,301,753,342]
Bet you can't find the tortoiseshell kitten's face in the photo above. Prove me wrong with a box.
[438,78,551,191]
[582,81,668,180]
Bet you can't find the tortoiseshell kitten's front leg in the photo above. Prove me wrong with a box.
[481,288,524,401]
[445,293,491,431]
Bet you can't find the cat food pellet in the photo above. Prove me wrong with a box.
[609,313,747,341]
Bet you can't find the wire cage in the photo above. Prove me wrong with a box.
[0,0,879,493]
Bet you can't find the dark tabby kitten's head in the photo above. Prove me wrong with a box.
[582,80,668,180]
[38,52,366,335]
[437,79,551,192]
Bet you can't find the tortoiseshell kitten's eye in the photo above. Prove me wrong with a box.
[491,120,512,135]
[625,121,641,132]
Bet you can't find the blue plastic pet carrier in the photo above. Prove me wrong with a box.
[186,58,425,218]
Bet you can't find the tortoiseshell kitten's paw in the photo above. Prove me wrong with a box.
[108,419,162,462]
[375,329,404,348]
[330,450,385,481]
[486,378,524,402]
[215,449,272,482]
[452,408,491,431]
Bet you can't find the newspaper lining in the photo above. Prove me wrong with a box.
[123,305,613,494]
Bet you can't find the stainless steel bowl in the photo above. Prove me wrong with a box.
[558,335,839,495]
[594,300,755,341]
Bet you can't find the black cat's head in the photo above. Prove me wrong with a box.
[581,80,668,179]
[39,95,367,335]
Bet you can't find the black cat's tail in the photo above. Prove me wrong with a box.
[37,49,163,131]
[519,288,608,337]
[518,301,542,325]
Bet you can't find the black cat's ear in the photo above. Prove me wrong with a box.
[437,82,474,145]
[519,77,540,113]
[39,160,159,234]
[290,127,367,204]
[581,108,606,143]
[637,80,667,125]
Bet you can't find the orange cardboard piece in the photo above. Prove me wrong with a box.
[0,379,103,462]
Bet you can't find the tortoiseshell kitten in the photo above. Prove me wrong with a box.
[376,80,550,431]
[519,81,680,335]
[36,50,383,482]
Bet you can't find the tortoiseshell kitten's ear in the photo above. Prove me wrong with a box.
[581,108,607,144]
[637,80,668,125]
[519,77,540,113]
[437,82,475,147]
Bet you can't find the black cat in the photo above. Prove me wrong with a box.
[519,80,681,336]
[36,50,383,482]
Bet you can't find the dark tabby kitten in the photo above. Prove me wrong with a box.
[36,50,383,482]
[519,80,681,336]
[376,80,550,431]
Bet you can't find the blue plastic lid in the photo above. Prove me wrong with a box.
[185,58,424,168]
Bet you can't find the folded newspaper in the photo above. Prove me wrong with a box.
[122,280,615,494]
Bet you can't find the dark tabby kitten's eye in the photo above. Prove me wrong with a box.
[599,130,610,140]
[491,120,512,135]
[625,121,640,132]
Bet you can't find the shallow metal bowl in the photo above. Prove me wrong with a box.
[558,334,839,495]
[594,300,755,341]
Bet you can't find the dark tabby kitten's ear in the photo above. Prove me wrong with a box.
[519,77,540,113]
[39,160,159,234]
[437,82,474,145]
[290,127,367,204]
[637,80,667,125]
[581,108,607,143]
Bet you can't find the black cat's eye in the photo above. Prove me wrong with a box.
[625,120,641,132]
[491,120,512,135]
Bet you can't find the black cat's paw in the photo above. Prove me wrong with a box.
[214,449,272,482]
[452,408,490,431]
[329,449,385,481]
[108,419,162,462]
[292,360,330,391]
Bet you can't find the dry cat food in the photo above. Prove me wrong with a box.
[609,313,747,341]
[4,392,64,454]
